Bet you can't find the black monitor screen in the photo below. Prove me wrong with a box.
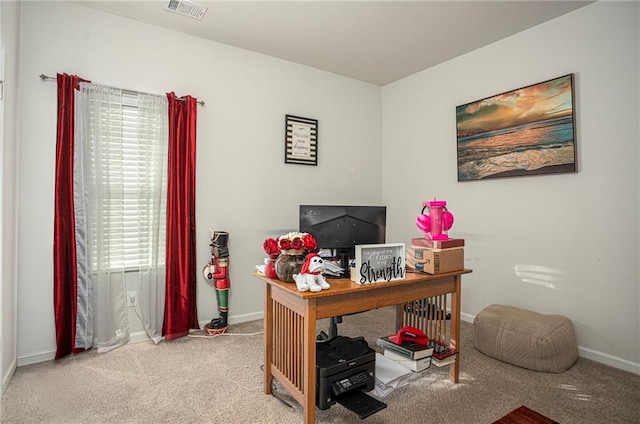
[299,205,386,268]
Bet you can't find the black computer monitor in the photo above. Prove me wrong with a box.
[299,205,387,274]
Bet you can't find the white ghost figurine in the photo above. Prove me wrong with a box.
[293,253,331,292]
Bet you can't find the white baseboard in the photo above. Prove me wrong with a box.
[232,310,265,324]
[17,310,638,376]
[17,348,55,367]
[17,311,266,366]
[2,357,17,395]
[461,311,475,324]
[204,310,265,328]
[460,311,639,375]
[578,346,640,375]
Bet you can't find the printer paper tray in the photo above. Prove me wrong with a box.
[337,391,387,419]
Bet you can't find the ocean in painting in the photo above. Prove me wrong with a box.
[457,116,575,181]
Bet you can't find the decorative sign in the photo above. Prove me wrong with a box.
[285,115,318,166]
[354,243,406,284]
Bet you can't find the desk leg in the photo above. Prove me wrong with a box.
[450,275,461,383]
[302,300,317,424]
[264,284,273,394]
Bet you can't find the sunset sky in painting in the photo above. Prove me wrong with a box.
[456,75,574,137]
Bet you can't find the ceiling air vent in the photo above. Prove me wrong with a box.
[164,0,208,20]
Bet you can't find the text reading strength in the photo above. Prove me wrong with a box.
[359,257,405,283]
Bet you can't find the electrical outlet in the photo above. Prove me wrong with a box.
[127,291,138,307]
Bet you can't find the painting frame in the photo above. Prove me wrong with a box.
[456,74,577,181]
[285,114,318,166]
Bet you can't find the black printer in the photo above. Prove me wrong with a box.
[316,336,386,418]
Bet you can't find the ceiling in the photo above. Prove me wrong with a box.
[75,1,594,86]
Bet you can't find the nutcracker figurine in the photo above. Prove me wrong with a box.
[204,231,230,335]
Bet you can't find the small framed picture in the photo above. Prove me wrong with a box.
[354,243,406,284]
[285,115,318,166]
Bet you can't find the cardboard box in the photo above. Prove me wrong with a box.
[406,247,464,274]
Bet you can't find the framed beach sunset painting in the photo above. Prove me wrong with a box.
[456,74,577,181]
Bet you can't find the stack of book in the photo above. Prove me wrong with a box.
[406,238,465,275]
[376,334,435,372]
[376,334,461,370]
[431,342,459,367]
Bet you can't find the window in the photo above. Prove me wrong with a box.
[80,85,168,271]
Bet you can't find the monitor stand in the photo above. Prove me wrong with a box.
[339,251,351,274]
[317,251,351,342]
[324,250,351,279]
[316,316,342,341]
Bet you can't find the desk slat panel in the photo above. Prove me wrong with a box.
[438,295,447,341]
[399,295,449,345]
[271,366,304,405]
[272,299,304,395]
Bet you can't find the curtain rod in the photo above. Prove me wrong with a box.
[39,74,205,106]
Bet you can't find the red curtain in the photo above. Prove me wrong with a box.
[163,93,199,340]
[53,73,88,359]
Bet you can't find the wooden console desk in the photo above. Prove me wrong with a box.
[255,269,472,424]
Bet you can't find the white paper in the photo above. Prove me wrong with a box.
[375,353,411,385]
[374,353,419,397]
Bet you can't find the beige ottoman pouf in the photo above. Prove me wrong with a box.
[473,304,578,373]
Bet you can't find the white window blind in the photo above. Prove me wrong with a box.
[83,87,168,271]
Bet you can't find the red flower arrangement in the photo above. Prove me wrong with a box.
[263,232,317,257]
[263,238,280,259]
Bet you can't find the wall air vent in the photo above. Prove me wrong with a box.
[164,0,208,20]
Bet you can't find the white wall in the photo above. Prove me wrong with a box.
[1,0,22,394]
[382,1,639,372]
[13,1,639,375]
[16,1,382,364]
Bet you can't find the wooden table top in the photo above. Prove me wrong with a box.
[255,268,472,299]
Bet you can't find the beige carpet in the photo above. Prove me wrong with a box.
[2,307,639,423]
